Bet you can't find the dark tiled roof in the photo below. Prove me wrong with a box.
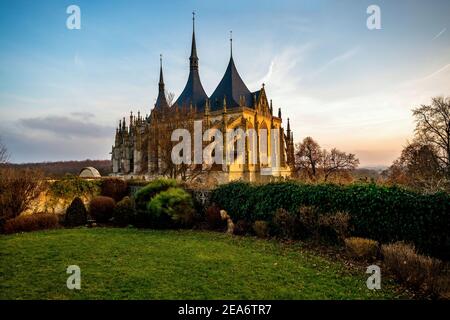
[174,18,208,111]
[154,60,169,110]
[155,90,168,109]
[174,69,208,110]
[210,56,253,111]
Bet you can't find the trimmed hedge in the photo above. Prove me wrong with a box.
[100,178,128,202]
[134,178,178,210]
[89,196,116,223]
[3,213,60,234]
[113,196,136,227]
[64,197,88,227]
[146,187,195,228]
[211,181,450,259]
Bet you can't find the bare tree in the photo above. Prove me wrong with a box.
[0,136,9,164]
[165,91,175,107]
[295,136,322,180]
[383,141,447,192]
[0,167,46,221]
[294,137,359,182]
[412,96,450,175]
[322,148,359,181]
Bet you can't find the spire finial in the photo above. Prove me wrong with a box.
[190,11,199,70]
[158,54,165,91]
[230,30,233,57]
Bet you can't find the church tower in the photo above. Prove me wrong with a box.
[174,12,208,111]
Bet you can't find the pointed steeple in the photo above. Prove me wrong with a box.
[155,54,169,109]
[190,11,198,71]
[209,32,252,111]
[230,30,233,57]
[174,12,208,111]
[158,54,164,91]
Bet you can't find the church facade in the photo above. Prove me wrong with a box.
[111,16,295,184]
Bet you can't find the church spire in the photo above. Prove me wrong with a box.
[230,30,233,57]
[190,11,199,71]
[174,12,208,111]
[158,54,164,92]
[155,54,169,109]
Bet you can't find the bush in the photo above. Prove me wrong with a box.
[101,178,128,202]
[211,181,450,259]
[344,237,378,260]
[134,178,178,210]
[89,196,116,223]
[0,167,46,222]
[113,196,135,226]
[381,242,443,293]
[253,220,270,238]
[318,212,350,244]
[272,208,299,239]
[205,203,225,230]
[49,175,100,201]
[233,219,253,236]
[64,197,88,227]
[3,213,60,234]
[144,187,195,228]
[298,206,320,239]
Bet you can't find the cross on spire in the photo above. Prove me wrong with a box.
[230,30,233,57]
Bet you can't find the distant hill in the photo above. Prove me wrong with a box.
[352,167,387,181]
[6,160,112,178]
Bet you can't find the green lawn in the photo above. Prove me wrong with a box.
[0,228,404,299]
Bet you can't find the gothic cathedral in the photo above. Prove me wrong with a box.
[111,15,295,184]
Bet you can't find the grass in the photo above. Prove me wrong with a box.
[0,228,404,299]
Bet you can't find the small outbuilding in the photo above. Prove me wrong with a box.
[79,167,101,178]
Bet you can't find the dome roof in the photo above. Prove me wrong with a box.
[79,167,101,178]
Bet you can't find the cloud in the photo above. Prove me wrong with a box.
[313,47,359,75]
[250,44,313,94]
[19,115,113,139]
[245,45,450,167]
[2,129,112,163]
[70,111,96,120]
[419,63,450,82]
[432,27,446,40]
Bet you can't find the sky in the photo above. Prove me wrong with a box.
[0,0,449,166]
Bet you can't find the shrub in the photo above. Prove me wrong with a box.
[211,181,450,259]
[0,167,46,221]
[89,196,116,223]
[64,197,88,227]
[253,220,270,238]
[381,242,443,293]
[233,219,253,236]
[205,203,225,230]
[113,196,135,226]
[101,178,128,202]
[318,212,351,244]
[344,237,378,260]
[134,178,178,210]
[272,208,299,239]
[144,187,195,228]
[49,175,100,201]
[3,213,60,234]
[298,206,320,239]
